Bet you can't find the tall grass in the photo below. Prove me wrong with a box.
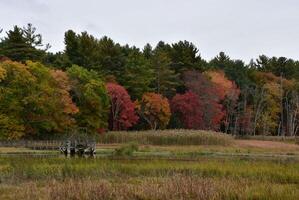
[1,157,299,184]
[1,156,299,199]
[4,176,299,200]
[98,130,233,146]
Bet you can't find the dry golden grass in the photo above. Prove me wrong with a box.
[3,176,299,200]
[1,154,299,200]
[98,129,233,146]
[236,139,299,150]
[0,147,31,153]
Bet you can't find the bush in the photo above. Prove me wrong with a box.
[114,142,139,156]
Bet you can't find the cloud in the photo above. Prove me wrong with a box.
[0,0,299,62]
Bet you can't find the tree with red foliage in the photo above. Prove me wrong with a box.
[171,91,203,129]
[183,70,225,131]
[106,83,139,131]
[205,70,240,133]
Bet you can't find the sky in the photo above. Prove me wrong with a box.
[0,0,299,63]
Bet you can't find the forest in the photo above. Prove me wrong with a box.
[1,23,299,140]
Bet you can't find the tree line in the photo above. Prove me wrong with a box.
[1,24,299,139]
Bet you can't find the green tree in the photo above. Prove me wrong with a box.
[143,43,153,59]
[169,40,205,73]
[64,30,81,66]
[0,24,47,62]
[253,55,299,80]
[150,50,178,98]
[209,52,252,89]
[67,65,109,133]
[43,51,72,70]
[64,31,125,76]
[120,49,154,100]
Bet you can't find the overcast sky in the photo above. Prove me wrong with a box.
[1,0,299,62]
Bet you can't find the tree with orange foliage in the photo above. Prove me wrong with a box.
[49,69,79,133]
[106,83,139,131]
[137,93,171,130]
[205,70,240,133]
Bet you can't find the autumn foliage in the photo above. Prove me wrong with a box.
[0,66,6,81]
[205,70,240,101]
[171,92,203,129]
[205,70,240,132]
[0,61,80,139]
[50,70,79,115]
[106,83,138,131]
[183,70,225,131]
[2,24,299,138]
[137,93,171,130]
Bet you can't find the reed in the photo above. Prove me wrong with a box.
[1,157,299,184]
[98,130,233,146]
[5,176,299,200]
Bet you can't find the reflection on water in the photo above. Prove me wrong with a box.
[0,153,96,159]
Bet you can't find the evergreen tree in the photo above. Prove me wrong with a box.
[169,40,205,73]
[210,52,252,89]
[143,43,153,59]
[120,49,154,100]
[64,30,81,66]
[64,31,125,76]
[254,55,299,80]
[0,24,46,62]
[150,50,178,98]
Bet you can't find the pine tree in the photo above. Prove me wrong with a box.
[151,50,178,98]
[0,24,46,62]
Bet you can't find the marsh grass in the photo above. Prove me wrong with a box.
[1,157,299,184]
[99,130,233,146]
[4,176,299,200]
[1,156,299,199]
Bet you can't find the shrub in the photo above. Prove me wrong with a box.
[114,142,139,156]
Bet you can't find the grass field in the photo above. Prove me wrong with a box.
[0,130,299,199]
[0,156,299,199]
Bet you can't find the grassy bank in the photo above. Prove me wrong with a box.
[98,130,233,146]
